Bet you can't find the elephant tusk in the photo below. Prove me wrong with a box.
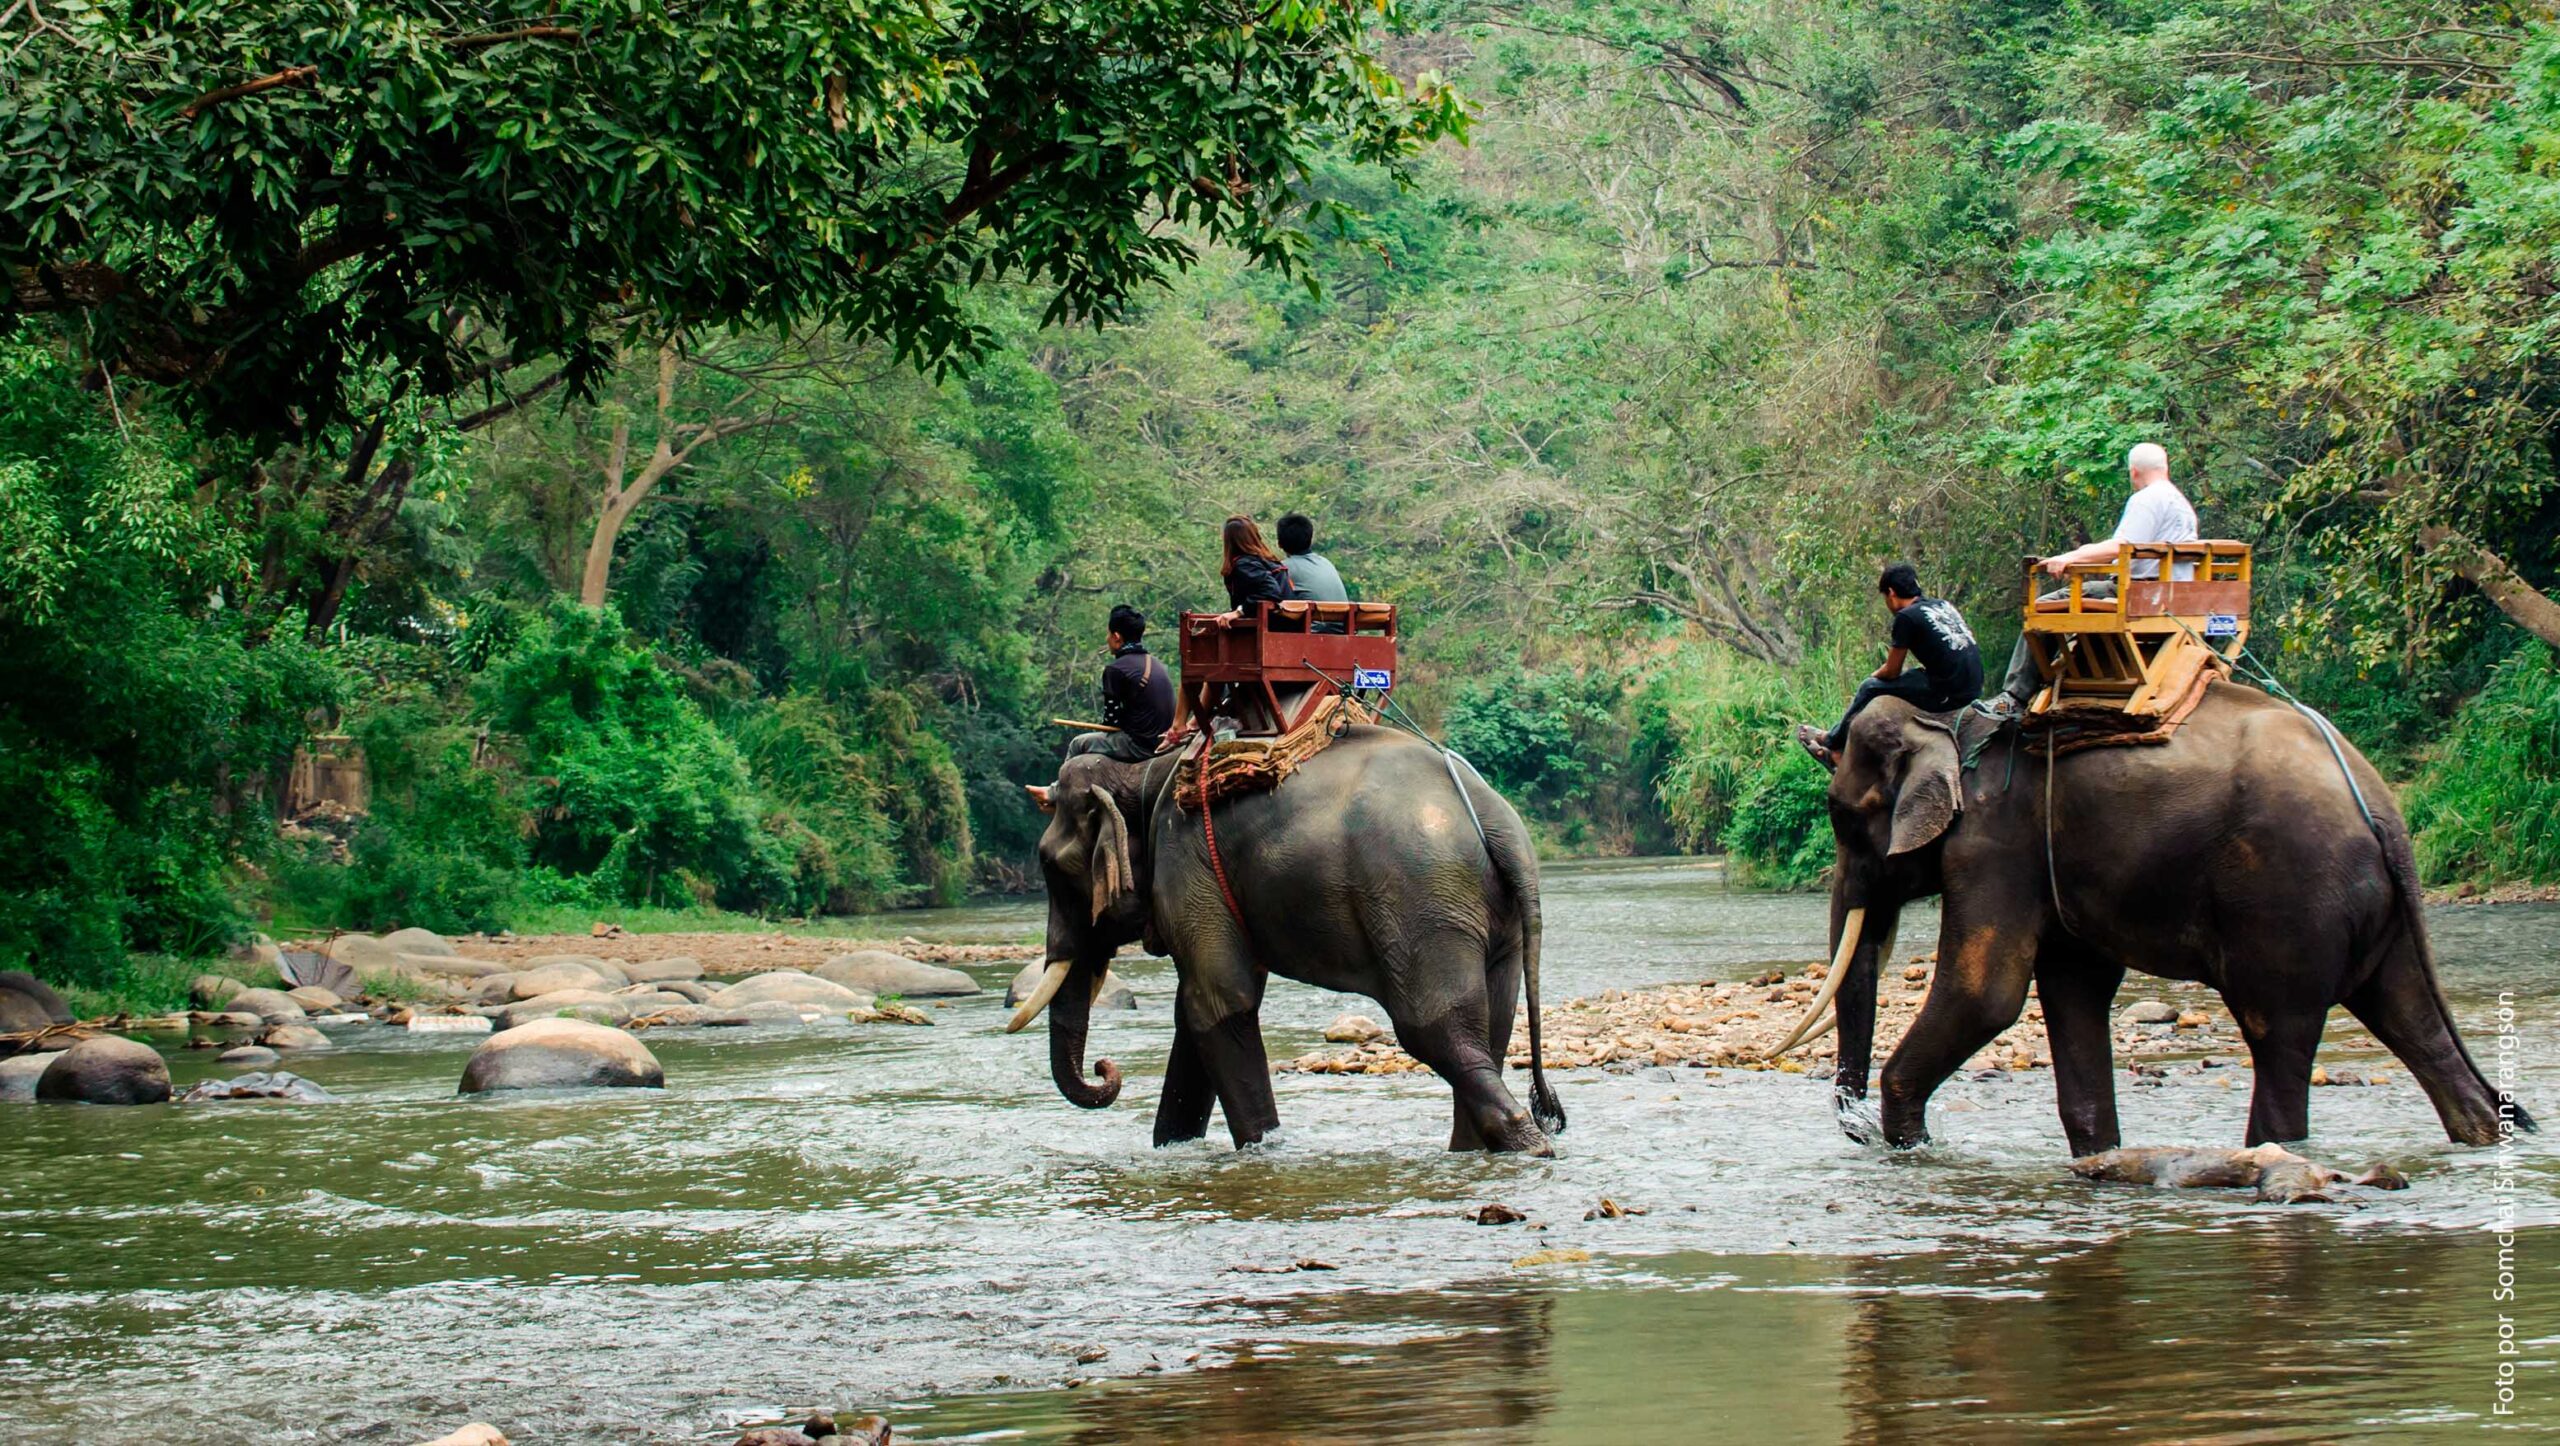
[1767,907,1864,1059]
[1006,961,1073,1034]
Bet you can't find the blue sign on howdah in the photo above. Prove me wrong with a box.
[1353,667,1393,690]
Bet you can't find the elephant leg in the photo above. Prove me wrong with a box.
[1174,946,1279,1148]
[1880,906,2037,1148]
[1152,996,1218,1147]
[2341,942,2508,1145]
[2232,1005,2324,1146]
[2034,958,2124,1157]
[1394,1005,1548,1157]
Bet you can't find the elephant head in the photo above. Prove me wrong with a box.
[1009,753,1153,1109]
[1772,698,1961,1116]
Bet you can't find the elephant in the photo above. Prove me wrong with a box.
[1780,686,2524,1156]
[1014,726,1566,1154]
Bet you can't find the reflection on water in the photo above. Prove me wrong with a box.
[0,861,2552,1442]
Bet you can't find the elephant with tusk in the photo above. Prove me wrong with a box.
[1784,688,2527,1156]
[1019,726,1565,1154]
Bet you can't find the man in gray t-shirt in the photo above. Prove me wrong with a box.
[1992,441,2201,707]
[1278,512,1349,631]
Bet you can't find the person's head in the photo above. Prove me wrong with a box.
[1878,562,1923,611]
[1277,512,1315,556]
[1107,604,1145,648]
[2126,441,2170,489]
[1221,515,1283,575]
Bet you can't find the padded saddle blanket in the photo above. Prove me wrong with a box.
[1174,695,1374,811]
[1953,662,2224,772]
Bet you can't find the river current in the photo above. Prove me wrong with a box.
[2,859,2553,1441]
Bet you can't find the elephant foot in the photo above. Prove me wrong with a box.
[1460,1109,1554,1157]
[1834,1091,1882,1146]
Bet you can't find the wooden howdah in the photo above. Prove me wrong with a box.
[2019,541,2251,717]
[1177,600,1399,737]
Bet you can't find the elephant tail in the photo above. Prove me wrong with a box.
[2376,790,2533,1134]
[1464,762,1564,1137]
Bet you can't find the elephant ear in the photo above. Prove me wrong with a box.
[1086,788,1136,922]
[1888,722,1962,856]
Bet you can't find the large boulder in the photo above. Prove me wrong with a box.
[381,926,455,957]
[326,933,407,978]
[0,970,74,1034]
[404,953,509,980]
[1008,960,1137,1013]
[217,1044,281,1066]
[731,999,826,1025]
[261,1023,334,1052]
[717,971,872,1011]
[510,960,613,999]
[471,974,520,1005]
[620,955,704,985]
[638,1003,751,1027]
[816,951,979,998]
[285,986,345,1013]
[189,974,250,1010]
[0,1051,63,1101]
[227,933,286,970]
[613,988,701,1014]
[459,1018,664,1094]
[35,1035,171,1104]
[495,991,632,1031]
[228,987,307,1022]
[647,978,716,1004]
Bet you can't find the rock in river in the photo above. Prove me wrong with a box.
[620,955,704,984]
[2118,1000,2178,1025]
[816,950,980,997]
[1323,1013,1387,1045]
[228,987,307,1022]
[509,960,614,999]
[0,1051,64,1101]
[261,1023,334,1052]
[459,1017,665,1094]
[716,971,873,1011]
[188,974,249,1010]
[180,1070,337,1103]
[495,990,633,1031]
[381,926,455,957]
[286,985,345,1012]
[0,969,74,1034]
[35,1035,171,1105]
[217,1044,281,1066]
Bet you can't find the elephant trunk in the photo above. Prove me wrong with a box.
[1047,954,1122,1110]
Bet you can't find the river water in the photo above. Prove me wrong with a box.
[2,860,2554,1442]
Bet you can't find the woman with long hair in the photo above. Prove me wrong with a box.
[1219,514,1296,621]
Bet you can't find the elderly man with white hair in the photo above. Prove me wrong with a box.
[1989,441,2199,711]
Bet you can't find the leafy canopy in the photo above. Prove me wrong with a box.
[4,0,1468,436]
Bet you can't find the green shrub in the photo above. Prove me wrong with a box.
[1653,646,1848,889]
[477,602,802,913]
[2408,646,2560,886]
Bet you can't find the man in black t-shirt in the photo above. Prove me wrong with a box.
[1797,562,1982,767]
[1030,604,1175,808]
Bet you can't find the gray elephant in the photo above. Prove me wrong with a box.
[1014,727,1565,1154]
[1783,687,2521,1155]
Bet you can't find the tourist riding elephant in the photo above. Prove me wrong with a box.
[1780,686,2523,1155]
[1014,726,1565,1154]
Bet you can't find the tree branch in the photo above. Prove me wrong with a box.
[179,66,317,120]
[2421,526,2560,649]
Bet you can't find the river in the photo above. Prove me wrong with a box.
[2,859,2553,1441]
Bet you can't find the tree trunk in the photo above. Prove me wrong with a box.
[2421,526,2560,650]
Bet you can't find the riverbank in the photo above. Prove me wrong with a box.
[1282,955,2400,1082]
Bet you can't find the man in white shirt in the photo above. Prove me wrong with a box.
[1991,442,2200,708]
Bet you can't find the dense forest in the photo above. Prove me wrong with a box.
[8,0,2560,1005]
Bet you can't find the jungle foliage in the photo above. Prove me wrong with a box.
[9,0,2560,994]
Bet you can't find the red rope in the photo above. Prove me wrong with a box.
[1199,741,1248,928]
